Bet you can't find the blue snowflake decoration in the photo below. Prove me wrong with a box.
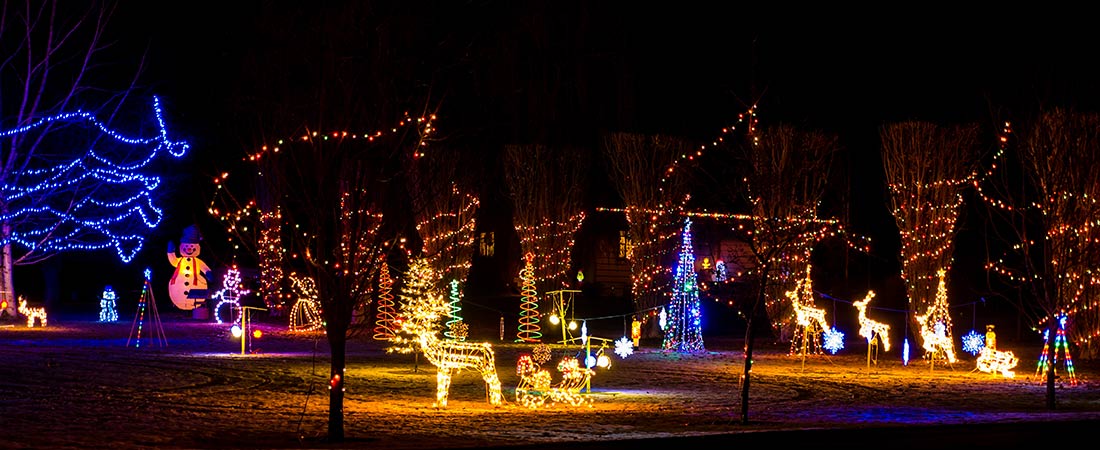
[961,329,985,355]
[823,326,845,354]
[614,336,634,358]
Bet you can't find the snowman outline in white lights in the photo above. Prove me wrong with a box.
[211,265,252,326]
[167,224,213,311]
[99,285,119,322]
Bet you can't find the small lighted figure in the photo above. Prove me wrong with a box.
[99,286,119,323]
[167,224,213,312]
[211,265,252,325]
[975,324,1018,378]
[18,296,47,327]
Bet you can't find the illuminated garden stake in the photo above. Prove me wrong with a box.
[127,268,165,348]
[99,286,118,323]
[662,218,704,353]
[546,288,581,344]
[233,306,267,355]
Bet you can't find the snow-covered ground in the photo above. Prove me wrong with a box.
[2,315,1098,449]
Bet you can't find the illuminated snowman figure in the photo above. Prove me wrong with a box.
[211,265,251,326]
[99,286,118,322]
[167,224,213,312]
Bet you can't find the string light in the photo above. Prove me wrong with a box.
[0,96,190,263]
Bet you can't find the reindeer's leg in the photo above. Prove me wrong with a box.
[484,367,503,406]
[435,368,452,408]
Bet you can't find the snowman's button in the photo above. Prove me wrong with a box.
[184,281,190,286]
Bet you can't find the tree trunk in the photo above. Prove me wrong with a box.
[740,267,768,424]
[1,222,15,318]
[327,331,347,442]
[1045,314,1057,410]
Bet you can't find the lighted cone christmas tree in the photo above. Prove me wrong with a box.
[516,252,542,343]
[373,263,399,341]
[1035,313,1077,386]
[662,218,704,353]
[444,279,465,341]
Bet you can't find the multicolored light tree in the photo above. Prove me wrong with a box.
[881,121,979,352]
[601,134,693,335]
[662,218,704,353]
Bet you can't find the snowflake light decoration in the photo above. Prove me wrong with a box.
[961,329,985,355]
[614,336,634,358]
[823,327,845,354]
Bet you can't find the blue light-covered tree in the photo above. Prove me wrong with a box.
[662,218,704,353]
[1,2,191,319]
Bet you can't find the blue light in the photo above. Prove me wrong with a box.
[0,96,190,262]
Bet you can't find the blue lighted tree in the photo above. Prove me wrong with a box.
[0,2,190,318]
[662,217,704,353]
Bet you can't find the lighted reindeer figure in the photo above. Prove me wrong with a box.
[786,265,829,358]
[388,258,503,408]
[914,269,957,370]
[17,296,47,327]
[853,290,891,367]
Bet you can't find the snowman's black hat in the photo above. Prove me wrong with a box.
[181,224,203,244]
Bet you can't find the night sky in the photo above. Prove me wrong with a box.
[27,2,1100,324]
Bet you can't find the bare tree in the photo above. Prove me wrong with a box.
[725,123,841,424]
[0,0,192,317]
[407,145,480,291]
[880,121,980,353]
[978,108,1100,408]
[600,133,692,335]
[502,144,588,294]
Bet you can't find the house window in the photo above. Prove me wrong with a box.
[479,232,495,257]
[618,230,631,259]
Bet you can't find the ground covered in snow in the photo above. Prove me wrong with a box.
[3,314,1100,449]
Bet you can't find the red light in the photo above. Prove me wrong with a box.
[253,329,263,339]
